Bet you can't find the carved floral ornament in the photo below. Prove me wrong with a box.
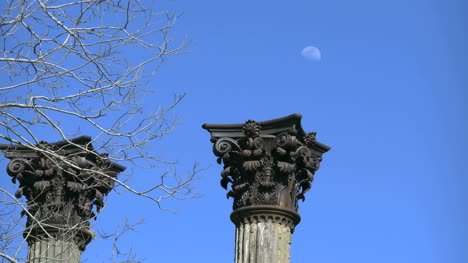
[203,114,331,213]
[0,136,125,248]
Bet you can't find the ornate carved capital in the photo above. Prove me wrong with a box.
[203,114,330,217]
[0,136,125,249]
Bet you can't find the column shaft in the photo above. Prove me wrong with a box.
[235,219,292,263]
[28,239,81,263]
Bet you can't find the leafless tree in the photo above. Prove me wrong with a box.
[0,0,198,262]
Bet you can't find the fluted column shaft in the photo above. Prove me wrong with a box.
[28,239,81,263]
[25,227,92,263]
[235,217,292,263]
[231,206,300,263]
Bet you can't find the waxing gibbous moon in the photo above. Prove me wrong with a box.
[301,46,321,61]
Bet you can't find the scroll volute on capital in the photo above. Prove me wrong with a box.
[203,114,330,213]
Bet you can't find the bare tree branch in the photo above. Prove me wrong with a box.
[0,0,198,262]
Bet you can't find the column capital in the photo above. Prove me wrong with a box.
[0,136,125,250]
[203,114,330,222]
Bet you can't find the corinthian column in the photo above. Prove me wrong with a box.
[203,114,330,263]
[0,136,125,263]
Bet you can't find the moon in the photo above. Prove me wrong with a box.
[301,46,321,61]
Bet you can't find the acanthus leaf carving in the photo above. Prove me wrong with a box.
[0,137,125,247]
[204,116,330,213]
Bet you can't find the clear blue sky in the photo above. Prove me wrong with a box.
[3,0,467,262]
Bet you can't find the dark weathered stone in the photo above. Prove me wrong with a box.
[203,114,330,263]
[0,136,125,261]
[203,114,330,214]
